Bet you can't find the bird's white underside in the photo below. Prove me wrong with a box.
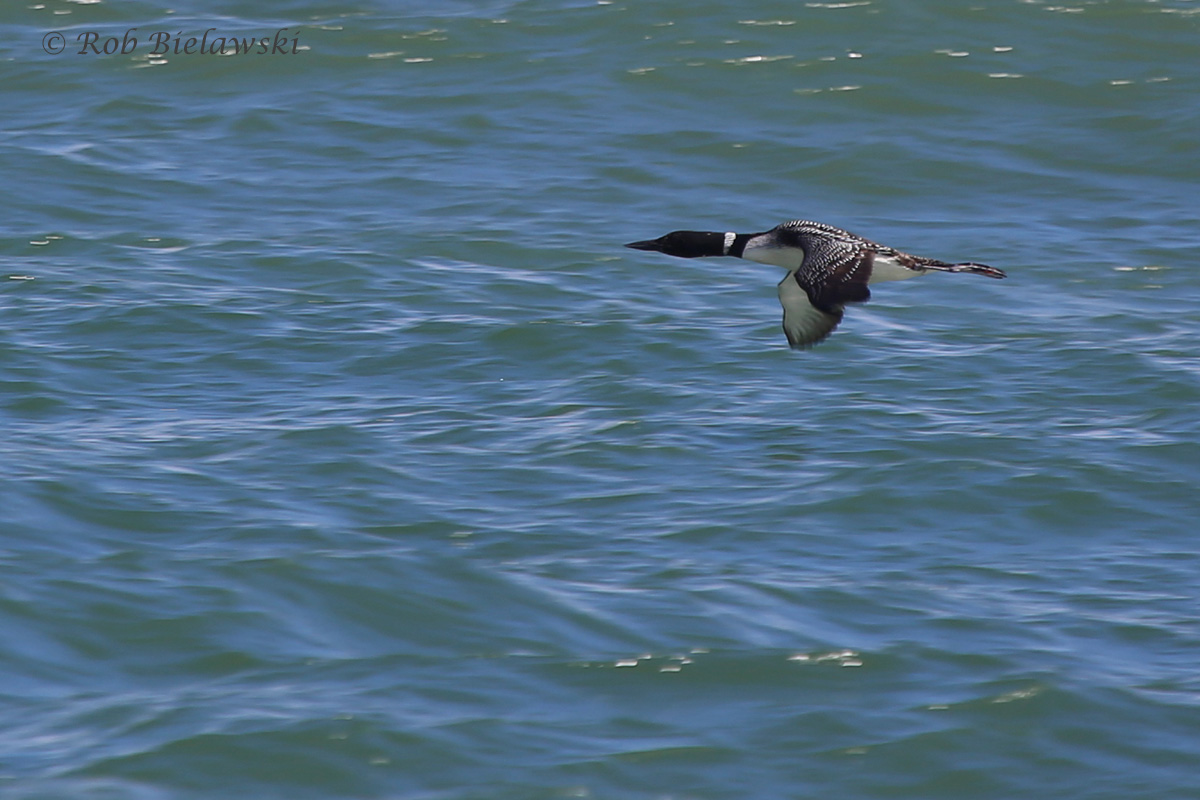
[777,272,838,347]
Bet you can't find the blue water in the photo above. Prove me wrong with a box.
[3,1,1200,798]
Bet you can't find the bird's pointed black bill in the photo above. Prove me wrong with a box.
[624,239,663,252]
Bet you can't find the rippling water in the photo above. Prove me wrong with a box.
[3,1,1200,798]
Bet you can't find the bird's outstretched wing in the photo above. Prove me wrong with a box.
[778,272,843,349]
[796,238,875,311]
[774,233,879,348]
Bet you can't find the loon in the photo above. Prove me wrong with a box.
[625,219,1006,349]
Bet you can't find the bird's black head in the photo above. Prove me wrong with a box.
[624,230,729,259]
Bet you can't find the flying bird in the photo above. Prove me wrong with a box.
[625,219,1006,348]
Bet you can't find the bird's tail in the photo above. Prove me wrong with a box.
[925,260,1007,279]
